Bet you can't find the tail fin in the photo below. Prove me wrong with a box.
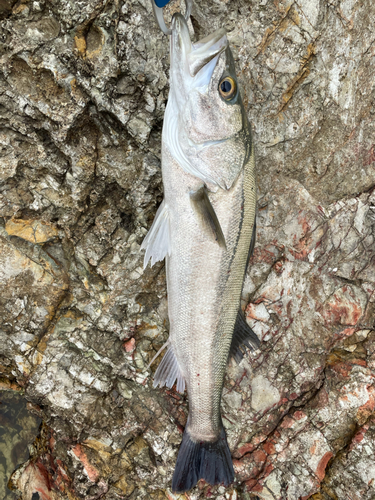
[172,427,234,493]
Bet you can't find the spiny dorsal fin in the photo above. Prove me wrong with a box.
[230,309,260,363]
[190,187,226,249]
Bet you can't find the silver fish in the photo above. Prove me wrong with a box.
[142,13,259,492]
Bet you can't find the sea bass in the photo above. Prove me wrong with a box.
[142,13,259,492]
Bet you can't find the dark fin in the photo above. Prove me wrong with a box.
[246,219,257,268]
[230,310,260,363]
[172,427,234,493]
[190,187,226,249]
[153,344,185,393]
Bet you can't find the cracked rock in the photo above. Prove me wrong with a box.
[0,0,374,499]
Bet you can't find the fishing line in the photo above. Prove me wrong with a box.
[151,0,192,35]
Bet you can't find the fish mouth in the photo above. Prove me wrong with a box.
[171,13,227,78]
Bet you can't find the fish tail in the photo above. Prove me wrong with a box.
[172,427,234,493]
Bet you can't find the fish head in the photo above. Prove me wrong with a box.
[167,14,251,189]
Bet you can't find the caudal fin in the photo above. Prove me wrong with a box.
[172,427,234,493]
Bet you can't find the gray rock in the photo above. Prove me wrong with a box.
[0,0,374,498]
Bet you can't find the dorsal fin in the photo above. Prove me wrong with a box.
[190,187,226,249]
[230,309,260,363]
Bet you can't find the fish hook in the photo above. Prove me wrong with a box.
[151,0,192,35]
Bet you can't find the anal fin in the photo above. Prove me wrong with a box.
[230,309,260,363]
[153,343,185,393]
[190,187,226,249]
[141,200,171,269]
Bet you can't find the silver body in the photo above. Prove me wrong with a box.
[164,144,255,441]
[143,14,256,446]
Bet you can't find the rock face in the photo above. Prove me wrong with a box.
[0,388,41,500]
[0,0,374,498]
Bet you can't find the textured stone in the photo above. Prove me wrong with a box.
[0,0,373,498]
[0,390,41,500]
[5,218,59,243]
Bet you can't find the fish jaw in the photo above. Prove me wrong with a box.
[170,13,228,111]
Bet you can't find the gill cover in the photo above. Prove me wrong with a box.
[164,14,252,190]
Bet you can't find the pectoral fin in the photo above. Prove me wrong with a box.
[190,187,226,249]
[230,309,260,363]
[141,200,171,269]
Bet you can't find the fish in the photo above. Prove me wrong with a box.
[141,13,259,493]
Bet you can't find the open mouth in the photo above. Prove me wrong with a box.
[171,13,228,78]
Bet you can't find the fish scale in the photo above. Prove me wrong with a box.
[141,12,259,493]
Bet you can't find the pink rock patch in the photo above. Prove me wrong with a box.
[17,461,54,500]
[322,286,363,326]
[123,337,136,352]
[316,451,333,481]
[246,302,270,322]
[71,444,99,482]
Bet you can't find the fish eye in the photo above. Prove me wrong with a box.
[218,76,237,100]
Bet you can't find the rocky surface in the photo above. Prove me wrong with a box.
[0,0,374,498]
[0,388,41,499]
